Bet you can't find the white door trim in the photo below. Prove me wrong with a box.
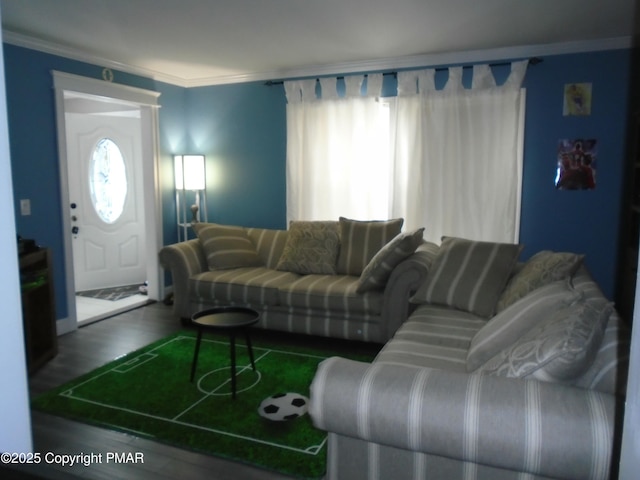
[52,71,163,334]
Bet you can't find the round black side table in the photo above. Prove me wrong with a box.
[190,306,260,399]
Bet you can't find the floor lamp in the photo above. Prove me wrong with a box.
[175,154,207,242]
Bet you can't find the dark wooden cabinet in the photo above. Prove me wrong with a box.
[20,248,57,374]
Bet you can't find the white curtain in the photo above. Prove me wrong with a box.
[284,61,528,243]
[390,61,528,243]
[284,74,391,222]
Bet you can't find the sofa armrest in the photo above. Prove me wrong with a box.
[310,357,619,480]
[158,239,207,319]
[380,241,439,339]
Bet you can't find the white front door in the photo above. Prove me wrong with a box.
[65,111,147,291]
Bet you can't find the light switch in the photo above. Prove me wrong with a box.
[20,199,31,216]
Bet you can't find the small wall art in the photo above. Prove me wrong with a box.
[563,83,592,116]
[555,138,597,190]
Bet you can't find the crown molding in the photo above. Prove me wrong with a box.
[194,36,632,87]
[3,30,192,87]
[3,29,633,88]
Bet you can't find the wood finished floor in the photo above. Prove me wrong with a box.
[4,301,381,480]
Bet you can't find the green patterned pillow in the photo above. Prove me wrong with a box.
[477,298,613,382]
[356,228,425,293]
[192,223,263,270]
[411,237,523,317]
[336,217,404,276]
[276,221,340,275]
[496,250,584,312]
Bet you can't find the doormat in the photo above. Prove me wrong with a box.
[32,330,377,478]
[76,284,143,301]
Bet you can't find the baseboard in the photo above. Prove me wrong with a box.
[55,316,76,336]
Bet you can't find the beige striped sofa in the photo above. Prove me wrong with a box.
[310,241,630,480]
[158,221,436,343]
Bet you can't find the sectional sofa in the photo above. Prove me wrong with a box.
[310,237,630,480]
[158,218,434,343]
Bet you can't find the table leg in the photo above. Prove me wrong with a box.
[230,332,237,399]
[245,330,256,371]
[190,328,203,382]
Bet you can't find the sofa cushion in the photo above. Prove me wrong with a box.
[375,304,485,372]
[190,267,300,306]
[279,274,384,315]
[574,314,630,395]
[410,237,523,317]
[374,339,469,372]
[466,278,583,371]
[192,223,263,270]
[276,221,340,275]
[395,303,486,350]
[336,217,404,276]
[356,228,425,293]
[571,267,631,394]
[476,297,613,382]
[496,250,584,312]
[246,227,289,269]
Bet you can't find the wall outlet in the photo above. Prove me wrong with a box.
[20,199,31,216]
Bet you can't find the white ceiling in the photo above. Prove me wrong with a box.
[1,0,637,87]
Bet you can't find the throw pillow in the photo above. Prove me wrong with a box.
[356,228,425,293]
[476,297,613,382]
[410,236,523,318]
[276,221,340,275]
[336,217,404,276]
[466,278,583,371]
[191,223,263,270]
[496,250,584,312]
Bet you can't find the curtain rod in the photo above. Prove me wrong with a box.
[264,57,542,86]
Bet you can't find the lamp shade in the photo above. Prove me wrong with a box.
[174,155,205,190]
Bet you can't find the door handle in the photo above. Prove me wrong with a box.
[72,226,79,235]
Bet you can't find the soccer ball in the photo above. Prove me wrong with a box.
[258,392,309,421]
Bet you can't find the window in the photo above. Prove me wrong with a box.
[89,138,127,224]
[285,61,528,243]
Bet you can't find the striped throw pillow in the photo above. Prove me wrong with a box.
[356,228,425,293]
[336,217,404,276]
[192,223,263,270]
[411,237,523,317]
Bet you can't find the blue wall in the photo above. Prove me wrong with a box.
[519,50,630,299]
[4,43,631,323]
[185,83,287,229]
[183,50,631,298]
[4,44,186,320]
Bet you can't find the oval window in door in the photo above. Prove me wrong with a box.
[89,138,128,224]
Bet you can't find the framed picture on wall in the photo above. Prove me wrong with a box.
[563,83,592,116]
[555,138,597,190]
